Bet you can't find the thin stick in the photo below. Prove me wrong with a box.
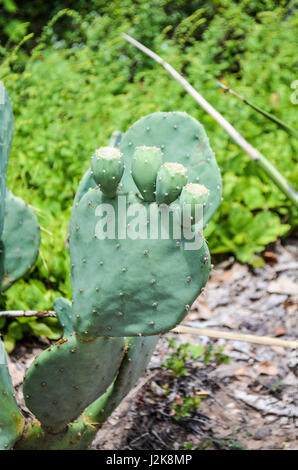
[0,310,297,349]
[121,33,298,208]
[0,310,56,318]
[172,325,298,349]
[217,81,298,138]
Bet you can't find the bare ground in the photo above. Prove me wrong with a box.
[8,239,298,450]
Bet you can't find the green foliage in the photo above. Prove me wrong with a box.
[163,338,230,377]
[0,1,296,330]
[172,394,203,419]
[1,316,62,353]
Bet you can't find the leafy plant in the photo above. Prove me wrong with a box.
[163,338,231,377]
[172,395,203,419]
[163,338,204,377]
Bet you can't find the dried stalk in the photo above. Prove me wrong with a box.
[0,310,55,318]
[121,33,298,208]
[0,311,297,349]
[172,325,298,349]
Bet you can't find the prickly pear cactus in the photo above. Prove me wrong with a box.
[69,111,220,340]
[70,190,210,339]
[0,337,24,450]
[1,190,40,292]
[23,334,125,432]
[85,335,158,424]
[0,82,13,239]
[0,112,222,450]
[0,83,40,292]
[13,336,158,450]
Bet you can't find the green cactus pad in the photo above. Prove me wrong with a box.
[132,146,163,201]
[0,190,40,292]
[70,189,210,339]
[23,333,125,432]
[0,337,24,450]
[86,335,158,423]
[54,297,73,336]
[120,111,222,225]
[73,168,96,207]
[0,82,14,239]
[109,130,122,148]
[156,162,188,205]
[91,146,124,198]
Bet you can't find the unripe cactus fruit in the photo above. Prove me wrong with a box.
[180,183,210,226]
[132,146,163,202]
[91,146,124,198]
[156,162,187,205]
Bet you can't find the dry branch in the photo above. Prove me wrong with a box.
[121,33,298,208]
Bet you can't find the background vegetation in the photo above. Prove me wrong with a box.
[0,0,297,348]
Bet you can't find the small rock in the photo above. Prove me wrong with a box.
[264,415,278,424]
[254,427,272,440]
[268,278,298,296]
[266,294,288,309]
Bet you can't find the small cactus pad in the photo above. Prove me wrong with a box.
[54,297,73,337]
[180,183,210,226]
[0,337,24,450]
[132,146,163,201]
[156,162,188,205]
[109,130,122,148]
[23,334,125,432]
[86,335,158,423]
[91,146,124,198]
[0,190,40,292]
[0,82,13,239]
[70,189,210,339]
[73,168,96,207]
[120,111,222,225]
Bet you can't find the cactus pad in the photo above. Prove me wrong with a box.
[0,83,13,239]
[54,297,73,336]
[70,189,210,339]
[23,334,125,431]
[86,335,158,423]
[0,190,40,292]
[0,337,24,450]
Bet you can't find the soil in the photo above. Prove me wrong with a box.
[8,238,298,450]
